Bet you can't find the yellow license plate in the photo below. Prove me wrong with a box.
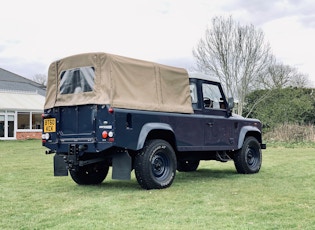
[44,118,56,133]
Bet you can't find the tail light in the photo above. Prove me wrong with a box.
[102,130,114,142]
[102,131,108,139]
[108,107,114,113]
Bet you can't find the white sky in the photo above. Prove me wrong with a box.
[1,0,315,85]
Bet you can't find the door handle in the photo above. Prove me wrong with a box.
[207,122,214,127]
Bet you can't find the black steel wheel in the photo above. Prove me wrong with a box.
[234,136,262,174]
[70,161,109,185]
[177,160,200,172]
[134,139,177,190]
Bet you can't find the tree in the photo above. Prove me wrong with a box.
[244,63,310,118]
[32,73,47,86]
[258,63,310,89]
[193,16,273,115]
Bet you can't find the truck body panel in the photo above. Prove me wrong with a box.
[45,105,261,153]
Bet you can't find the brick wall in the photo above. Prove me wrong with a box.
[16,131,42,140]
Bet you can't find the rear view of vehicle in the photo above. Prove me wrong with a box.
[42,52,193,188]
[42,55,118,184]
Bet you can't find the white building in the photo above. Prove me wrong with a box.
[0,68,46,140]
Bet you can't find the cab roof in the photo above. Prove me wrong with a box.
[188,72,220,83]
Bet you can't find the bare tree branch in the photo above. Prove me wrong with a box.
[193,15,273,115]
[258,63,310,89]
[32,73,47,86]
[245,90,272,118]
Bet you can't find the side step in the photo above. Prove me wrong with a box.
[216,151,232,163]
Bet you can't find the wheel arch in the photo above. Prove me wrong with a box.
[237,126,262,149]
[136,123,177,151]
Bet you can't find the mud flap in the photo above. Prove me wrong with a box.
[112,151,132,180]
[54,154,68,176]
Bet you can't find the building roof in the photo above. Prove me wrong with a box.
[0,68,46,111]
[0,68,46,96]
[0,91,45,111]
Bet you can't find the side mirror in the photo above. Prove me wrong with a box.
[227,97,234,110]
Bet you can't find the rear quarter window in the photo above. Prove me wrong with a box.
[60,66,95,94]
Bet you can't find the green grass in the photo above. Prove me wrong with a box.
[1,140,314,229]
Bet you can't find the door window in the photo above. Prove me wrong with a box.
[202,83,226,109]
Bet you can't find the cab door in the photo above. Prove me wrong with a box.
[201,82,234,149]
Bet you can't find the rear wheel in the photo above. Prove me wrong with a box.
[234,136,262,174]
[70,161,109,185]
[134,139,177,190]
[177,160,200,172]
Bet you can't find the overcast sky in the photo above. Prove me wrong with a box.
[1,0,315,85]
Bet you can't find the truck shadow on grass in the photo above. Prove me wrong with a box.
[176,168,238,182]
[86,168,240,190]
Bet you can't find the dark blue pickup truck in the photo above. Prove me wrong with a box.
[42,52,266,189]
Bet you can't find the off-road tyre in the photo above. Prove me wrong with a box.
[134,139,177,190]
[177,160,200,172]
[234,136,262,174]
[70,161,109,185]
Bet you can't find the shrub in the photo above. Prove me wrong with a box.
[264,123,315,142]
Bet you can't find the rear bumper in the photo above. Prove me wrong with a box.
[43,140,114,153]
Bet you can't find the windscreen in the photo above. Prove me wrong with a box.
[59,66,95,95]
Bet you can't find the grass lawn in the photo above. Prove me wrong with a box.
[0,140,314,229]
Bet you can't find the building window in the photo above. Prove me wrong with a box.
[17,112,42,130]
[0,115,4,137]
[8,115,14,137]
[18,112,30,129]
[32,113,42,129]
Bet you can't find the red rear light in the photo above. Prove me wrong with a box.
[102,131,108,139]
[108,107,114,114]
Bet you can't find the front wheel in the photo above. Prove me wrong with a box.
[70,161,109,185]
[134,139,177,190]
[234,137,262,174]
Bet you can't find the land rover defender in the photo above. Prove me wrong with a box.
[42,52,266,189]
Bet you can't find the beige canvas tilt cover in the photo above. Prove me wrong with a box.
[45,52,193,114]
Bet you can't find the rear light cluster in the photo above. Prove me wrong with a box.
[102,108,114,142]
[102,131,113,139]
[102,130,114,142]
